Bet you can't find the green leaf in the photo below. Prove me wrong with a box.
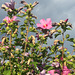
[3,70,11,75]
[67,38,74,42]
[30,62,38,68]
[66,34,70,38]
[66,28,71,30]
[54,33,60,38]
[73,63,75,68]
[0,66,3,70]
[46,66,54,71]
[67,61,73,65]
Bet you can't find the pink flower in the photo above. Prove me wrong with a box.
[62,66,70,75]
[3,16,17,24]
[0,42,1,44]
[55,70,61,74]
[25,9,27,12]
[48,70,55,75]
[37,18,52,29]
[4,0,15,10]
[5,46,9,49]
[60,57,63,61]
[48,69,60,75]
[54,73,60,75]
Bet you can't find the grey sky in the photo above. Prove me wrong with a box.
[0,0,75,54]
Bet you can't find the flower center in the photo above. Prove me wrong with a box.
[43,24,48,28]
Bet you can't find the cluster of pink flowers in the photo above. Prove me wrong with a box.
[37,18,52,29]
[3,16,17,24]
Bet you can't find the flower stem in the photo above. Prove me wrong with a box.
[22,26,29,66]
[24,26,29,53]
[71,47,75,55]
[61,30,65,74]
[9,29,13,75]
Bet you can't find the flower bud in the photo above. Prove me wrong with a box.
[67,52,70,55]
[73,44,75,47]
[73,39,75,43]
[6,27,10,31]
[1,47,6,51]
[58,30,61,33]
[65,19,68,22]
[66,34,70,38]
[12,34,15,38]
[29,16,32,19]
[24,20,28,24]
[64,48,67,52]
[20,32,24,35]
[26,16,29,20]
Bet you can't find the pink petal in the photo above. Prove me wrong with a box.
[40,19,46,24]
[46,18,52,24]
[54,73,60,75]
[37,23,42,27]
[46,25,52,29]
[3,16,10,23]
[48,70,55,75]
[12,16,17,21]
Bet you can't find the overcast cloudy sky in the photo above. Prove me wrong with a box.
[0,0,75,53]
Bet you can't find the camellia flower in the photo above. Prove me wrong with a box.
[3,16,17,24]
[37,18,52,29]
[62,66,70,75]
[4,0,15,10]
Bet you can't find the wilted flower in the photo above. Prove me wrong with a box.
[1,59,4,65]
[24,52,29,57]
[37,18,52,29]
[40,69,46,75]
[26,72,33,75]
[51,62,60,68]
[35,33,42,40]
[58,46,64,50]
[4,0,15,10]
